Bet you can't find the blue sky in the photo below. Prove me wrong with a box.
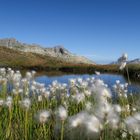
[0,0,140,64]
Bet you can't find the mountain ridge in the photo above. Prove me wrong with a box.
[110,58,140,65]
[0,38,95,65]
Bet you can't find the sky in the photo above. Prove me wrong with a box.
[0,0,140,64]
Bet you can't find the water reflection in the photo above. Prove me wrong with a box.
[35,73,140,94]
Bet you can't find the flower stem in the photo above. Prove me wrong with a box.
[61,120,64,140]
[25,110,28,140]
[126,66,131,85]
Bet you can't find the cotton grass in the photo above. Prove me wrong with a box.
[0,67,140,140]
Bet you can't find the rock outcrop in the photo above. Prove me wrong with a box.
[0,38,95,64]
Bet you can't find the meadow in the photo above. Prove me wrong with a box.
[0,66,140,140]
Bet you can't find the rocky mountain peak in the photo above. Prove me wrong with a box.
[52,46,70,55]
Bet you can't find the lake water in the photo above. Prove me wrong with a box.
[35,73,140,94]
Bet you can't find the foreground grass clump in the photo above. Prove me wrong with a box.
[0,68,140,140]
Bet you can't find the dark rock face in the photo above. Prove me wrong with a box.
[56,47,65,55]
[0,38,95,64]
[53,46,69,55]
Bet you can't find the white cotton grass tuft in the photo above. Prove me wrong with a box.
[95,71,100,75]
[125,113,140,135]
[107,112,120,129]
[117,53,128,70]
[0,99,4,106]
[85,114,102,133]
[19,98,31,110]
[5,96,13,109]
[120,62,127,70]
[101,87,112,98]
[133,113,140,121]
[91,85,112,103]
[118,53,128,63]
[69,111,102,140]
[57,106,68,121]
[122,53,128,60]
[35,110,50,124]
[85,101,93,111]
[113,104,122,113]
[31,70,36,76]
[94,102,112,120]
[94,79,104,86]
[122,131,127,138]
[72,93,85,104]
[77,78,83,84]
[38,95,43,102]
[84,90,91,97]
[26,72,33,80]
[69,112,87,128]
[116,80,120,84]
[69,78,76,86]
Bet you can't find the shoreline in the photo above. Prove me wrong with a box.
[0,64,140,81]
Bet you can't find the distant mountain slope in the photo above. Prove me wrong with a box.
[110,59,140,65]
[0,46,63,68]
[127,59,140,64]
[0,38,95,65]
